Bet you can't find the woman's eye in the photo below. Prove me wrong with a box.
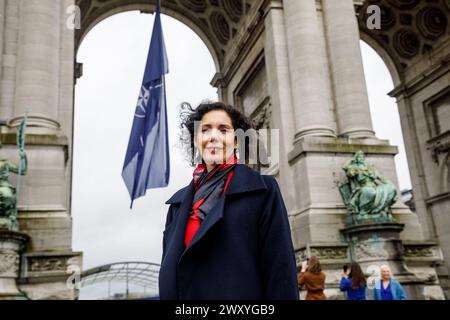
[220,129,228,133]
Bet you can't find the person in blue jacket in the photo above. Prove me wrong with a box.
[373,265,407,300]
[340,262,367,300]
[158,102,299,300]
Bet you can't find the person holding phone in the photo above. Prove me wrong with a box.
[340,262,367,300]
[297,256,326,300]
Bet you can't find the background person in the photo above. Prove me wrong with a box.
[340,262,367,300]
[297,256,327,300]
[373,265,407,300]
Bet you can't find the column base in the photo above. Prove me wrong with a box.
[294,126,337,142]
[7,114,61,135]
[339,128,376,139]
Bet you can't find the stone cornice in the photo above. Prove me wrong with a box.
[389,52,450,98]
[0,133,69,147]
[288,137,399,164]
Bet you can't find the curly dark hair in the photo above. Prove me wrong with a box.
[178,101,254,166]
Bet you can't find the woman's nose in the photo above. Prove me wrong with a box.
[209,129,220,142]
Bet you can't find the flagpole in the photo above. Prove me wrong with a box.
[128,0,160,210]
[122,0,170,207]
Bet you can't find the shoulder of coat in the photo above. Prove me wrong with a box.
[165,181,193,204]
[261,174,280,193]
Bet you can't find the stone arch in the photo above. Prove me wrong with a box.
[360,31,402,87]
[76,0,253,72]
[356,0,450,82]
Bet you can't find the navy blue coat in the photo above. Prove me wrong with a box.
[158,164,299,300]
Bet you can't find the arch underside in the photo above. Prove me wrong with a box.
[356,0,450,84]
[76,0,450,85]
[76,0,255,71]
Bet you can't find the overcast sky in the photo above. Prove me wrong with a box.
[73,11,411,299]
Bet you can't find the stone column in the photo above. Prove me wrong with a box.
[0,0,5,84]
[0,0,19,122]
[60,0,76,215]
[283,0,336,140]
[10,0,61,133]
[322,0,375,138]
[263,1,297,209]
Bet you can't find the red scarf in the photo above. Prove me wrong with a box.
[184,154,237,248]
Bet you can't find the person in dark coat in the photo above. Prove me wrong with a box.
[158,102,299,300]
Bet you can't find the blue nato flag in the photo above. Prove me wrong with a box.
[122,0,170,208]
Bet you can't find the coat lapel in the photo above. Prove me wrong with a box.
[183,195,226,253]
[166,164,269,259]
[165,181,194,259]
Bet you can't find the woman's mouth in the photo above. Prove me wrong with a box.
[206,146,223,154]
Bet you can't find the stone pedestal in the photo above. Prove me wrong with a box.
[342,222,411,275]
[0,229,29,300]
[340,222,445,299]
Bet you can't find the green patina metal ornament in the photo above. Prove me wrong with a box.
[0,112,28,231]
[339,150,398,226]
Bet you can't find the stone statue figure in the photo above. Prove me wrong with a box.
[339,151,397,224]
[0,114,28,231]
[0,149,27,231]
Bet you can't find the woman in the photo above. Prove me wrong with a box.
[373,265,407,300]
[340,262,367,300]
[158,102,299,300]
[297,256,326,300]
